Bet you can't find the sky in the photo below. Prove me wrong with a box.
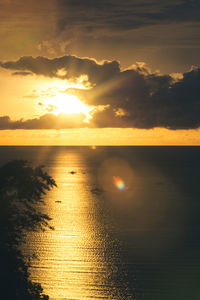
[0,0,200,145]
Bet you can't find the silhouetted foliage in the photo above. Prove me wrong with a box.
[0,160,56,299]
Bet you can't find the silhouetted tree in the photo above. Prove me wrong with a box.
[0,160,56,299]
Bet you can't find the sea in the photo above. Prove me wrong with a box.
[0,146,200,300]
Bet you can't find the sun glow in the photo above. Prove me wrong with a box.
[33,78,93,122]
[47,92,93,122]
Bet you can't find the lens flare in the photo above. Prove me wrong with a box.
[113,176,126,191]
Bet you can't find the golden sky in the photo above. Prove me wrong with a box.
[0,0,200,145]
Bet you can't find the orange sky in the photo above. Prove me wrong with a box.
[0,63,200,145]
[0,0,200,145]
[0,128,200,146]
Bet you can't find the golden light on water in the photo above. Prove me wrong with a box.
[21,148,189,299]
[26,150,124,299]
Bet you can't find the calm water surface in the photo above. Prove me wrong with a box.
[0,146,200,300]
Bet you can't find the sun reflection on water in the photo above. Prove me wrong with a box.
[25,150,127,299]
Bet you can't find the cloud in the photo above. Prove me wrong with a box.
[12,71,33,76]
[57,0,200,33]
[89,65,200,129]
[1,0,199,37]
[1,55,200,130]
[0,55,120,85]
[0,114,86,130]
[1,0,200,75]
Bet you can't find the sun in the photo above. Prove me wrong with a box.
[47,92,92,122]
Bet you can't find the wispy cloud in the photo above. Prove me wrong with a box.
[57,0,200,33]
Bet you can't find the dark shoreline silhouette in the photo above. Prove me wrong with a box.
[0,160,56,299]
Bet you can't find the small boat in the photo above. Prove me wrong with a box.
[91,187,104,195]
[69,171,76,174]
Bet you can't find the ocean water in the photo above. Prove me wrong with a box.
[0,146,200,300]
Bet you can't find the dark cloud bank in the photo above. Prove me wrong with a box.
[1,55,200,130]
[57,0,200,32]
